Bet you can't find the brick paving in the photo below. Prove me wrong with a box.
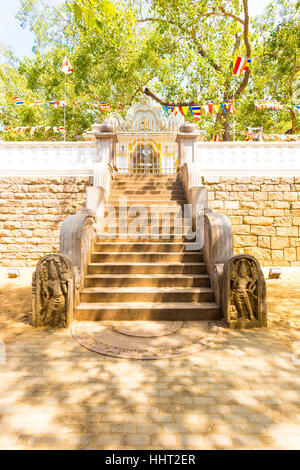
[0,269,299,449]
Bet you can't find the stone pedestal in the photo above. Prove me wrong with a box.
[95,123,118,165]
[176,123,204,166]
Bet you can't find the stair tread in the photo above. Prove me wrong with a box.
[95,242,197,246]
[81,287,213,293]
[88,262,205,266]
[76,301,219,309]
[85,274,209,278]
[91,251,201,255]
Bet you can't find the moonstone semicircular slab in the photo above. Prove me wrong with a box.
[71,320,224,360]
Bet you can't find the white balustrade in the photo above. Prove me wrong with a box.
[195,142,300,176]
[1,140,299,178]
[0,142,98,176]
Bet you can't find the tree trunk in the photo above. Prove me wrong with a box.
[222,112,231,141]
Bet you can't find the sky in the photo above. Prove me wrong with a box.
[0,0,271,59]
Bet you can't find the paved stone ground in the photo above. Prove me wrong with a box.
[0,268,299,450]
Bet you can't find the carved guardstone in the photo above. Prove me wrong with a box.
[223,255,267,329]
[32,254,74,328]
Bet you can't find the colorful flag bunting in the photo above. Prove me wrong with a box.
[212,134,223,142]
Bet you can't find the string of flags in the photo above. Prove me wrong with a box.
[10,96,117,111]
[254,100,284,110]
[1,125,65,135]
[163,101,236,120]
[245,133,300,142]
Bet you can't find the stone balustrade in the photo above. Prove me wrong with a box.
[0,142,98,176]
[195,142,300,176]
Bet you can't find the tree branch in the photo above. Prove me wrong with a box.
[144,87,197,106]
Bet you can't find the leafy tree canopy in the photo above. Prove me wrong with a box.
[0,0,299,140]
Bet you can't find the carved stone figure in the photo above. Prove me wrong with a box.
[223,255,267,329]
[32,254,74,328]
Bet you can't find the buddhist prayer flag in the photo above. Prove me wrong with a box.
[29,100,44,107]
[233,56,251,76]
[208,103,214,114]
[178,106,189,116]
[60,57,74,75]
[212,134,223,142]
[11,96,25,105]
[190,106,201,120]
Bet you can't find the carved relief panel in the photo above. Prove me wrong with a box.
[223,255,267,329]
[32,254,74,328]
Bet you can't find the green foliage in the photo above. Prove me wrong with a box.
[0,0,299,141]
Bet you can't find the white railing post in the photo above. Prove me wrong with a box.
[94,123,118,165]
[176,123,205,166]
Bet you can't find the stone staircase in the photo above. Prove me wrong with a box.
[74,174,221,321]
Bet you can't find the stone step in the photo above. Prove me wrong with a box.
[112,184,184,190]
[96,234,197,242]
[104,206,191,216]
[84,273,210,288]
[80,287,214,303]
[101,224,193,234]
[115,175,180,181]
[110,190,186,196]
[109,196,187,203]
[74,301,221,321]
[93,242,200,252]
[90,251,203,263]
[100,228,195,238]
[87,262,207,274]
[101,220,193,229]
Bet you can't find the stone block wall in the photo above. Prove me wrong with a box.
[0,177,89,267]
[204,176,300,266]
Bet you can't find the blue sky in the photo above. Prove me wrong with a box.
[0,0,271,59]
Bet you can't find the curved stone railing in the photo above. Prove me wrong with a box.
[203,211,234,309]
[60,209,97,305]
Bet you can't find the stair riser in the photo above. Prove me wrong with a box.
[112,185,184,190]
[90,253,203,263]
[84,277,210,288]
[101,226,193,235]
[109,197,187,203]
[102,216,192,224]
[87,265,207,274]
[93,243,199,252]
[97,235,197,242]
[110,190,186,196]
[104,210,190,217]
[74,308,221,321]
[115,177,180,181]
[101,228,195,237]
[80,291,215,303]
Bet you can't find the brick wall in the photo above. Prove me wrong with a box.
[204,176,300,266]
[0,177,89,267]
